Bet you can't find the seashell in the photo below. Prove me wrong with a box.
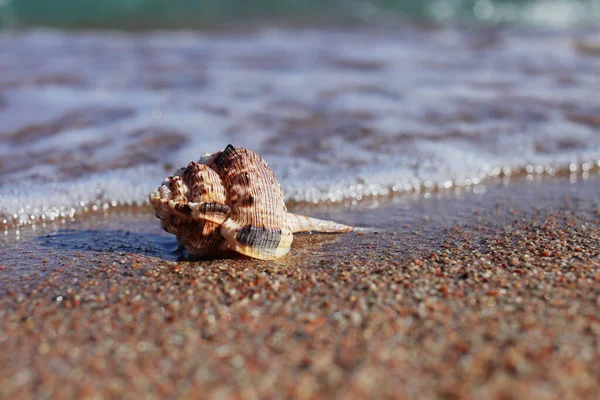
[150,144,353,260]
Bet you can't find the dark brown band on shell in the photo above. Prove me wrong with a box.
[198,202,230,215]
[173,203,193,216]
[235,226,282,249]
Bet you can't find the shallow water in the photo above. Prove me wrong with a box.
[1,26,600,228]
[2,175,598,279]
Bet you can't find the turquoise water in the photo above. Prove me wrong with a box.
[0,0,599,29]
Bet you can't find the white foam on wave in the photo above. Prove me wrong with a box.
[1,27,600,227]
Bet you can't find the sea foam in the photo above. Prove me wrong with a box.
[1,28,600,227]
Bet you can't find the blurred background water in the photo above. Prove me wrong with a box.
[1,0,600,229]
[0,0,600,29]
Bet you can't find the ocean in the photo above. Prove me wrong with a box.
[1,0,600,28]
[1,1,600,229]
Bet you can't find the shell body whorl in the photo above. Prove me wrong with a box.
[209,145,293,260]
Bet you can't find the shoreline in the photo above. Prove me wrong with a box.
[1,177,599,398]
[2,169,598,231]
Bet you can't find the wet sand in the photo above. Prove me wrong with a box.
[1,177,599,399]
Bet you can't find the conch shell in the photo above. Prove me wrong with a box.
[150,145,353,260]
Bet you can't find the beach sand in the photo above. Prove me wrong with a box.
[1,176,599,399]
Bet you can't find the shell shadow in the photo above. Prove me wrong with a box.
[37,228,181,259]
[36,227,351,263]
[269,232,347,266]
[167,233,347,262]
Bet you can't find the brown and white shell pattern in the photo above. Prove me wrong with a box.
[150,144,353,260]
[149,161,228,258]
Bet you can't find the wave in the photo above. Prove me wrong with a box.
[1,28,600,228]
